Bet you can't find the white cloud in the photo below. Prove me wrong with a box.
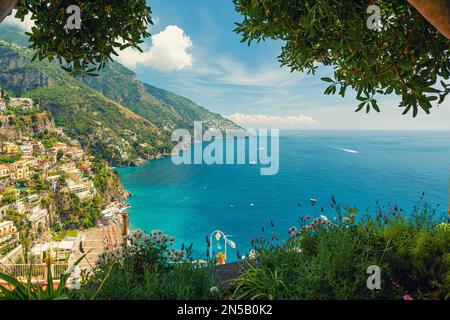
[186,56,303,88]
[116,25,193,72]
[214,57,302,87]
[3,10,34,32]
[227,113,319,129]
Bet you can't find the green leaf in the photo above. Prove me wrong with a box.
[321,77,334,83]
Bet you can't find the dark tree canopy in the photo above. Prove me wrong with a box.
[233,0,450,116]
[11,0,152,76]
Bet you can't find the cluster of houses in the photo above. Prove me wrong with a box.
[0,97,97,263]
[0,221,19,258]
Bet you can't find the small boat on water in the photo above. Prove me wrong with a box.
[336,148,359,154]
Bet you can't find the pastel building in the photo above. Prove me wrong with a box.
[1,142,19,155]
[0,221,19,254]
[7,161,31,179]
[0,165,11,179]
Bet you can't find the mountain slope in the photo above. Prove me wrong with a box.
[80,61,239,132]
[0,41,171,166]
[0,25,240,165]
[80,62,190,131]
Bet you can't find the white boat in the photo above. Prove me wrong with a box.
[336,148,359,154]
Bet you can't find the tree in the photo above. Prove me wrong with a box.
[233,0,450,116]
[0,0,152,76]
[56,148,64,162]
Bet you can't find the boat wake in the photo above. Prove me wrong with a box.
[335,147,359,154]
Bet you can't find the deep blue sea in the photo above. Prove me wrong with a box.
[117,131,450,260]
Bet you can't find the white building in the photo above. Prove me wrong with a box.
[20,144,34,156]
[27,206,49,234]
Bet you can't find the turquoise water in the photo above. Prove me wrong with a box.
[117,131,450,260]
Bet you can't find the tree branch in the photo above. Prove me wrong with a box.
[0,0,19,23]
[407,0,450,39]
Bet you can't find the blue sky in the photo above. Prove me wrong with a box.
[4,0,450,130]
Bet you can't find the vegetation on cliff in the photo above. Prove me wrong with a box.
[0,98,127,234]
[0,26,240,166]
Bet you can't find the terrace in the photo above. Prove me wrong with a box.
[0,263,69,286]
[30,239,76,264]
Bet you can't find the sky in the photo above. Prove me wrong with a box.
[4,0,450,130]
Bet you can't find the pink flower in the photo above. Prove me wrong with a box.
[403,294,413,300]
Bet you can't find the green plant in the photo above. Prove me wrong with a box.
[232,203,449,300]
[78,230,218,300]
[365,204,450,299]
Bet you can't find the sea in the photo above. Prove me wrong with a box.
[117,131,450,261]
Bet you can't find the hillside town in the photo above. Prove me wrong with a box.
[0,93,129,280]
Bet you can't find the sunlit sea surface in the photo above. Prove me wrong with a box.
[117,131,450,260]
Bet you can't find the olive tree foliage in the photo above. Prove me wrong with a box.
[8,0,152,76]
[233,0,450,117]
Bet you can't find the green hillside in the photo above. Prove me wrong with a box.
[0,25,239,166]
[80,61,239,132]
[0,41,171,166]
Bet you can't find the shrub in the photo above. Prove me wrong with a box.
[367,204,450,299]
[77,230,218,300]
[233,204,449,300]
